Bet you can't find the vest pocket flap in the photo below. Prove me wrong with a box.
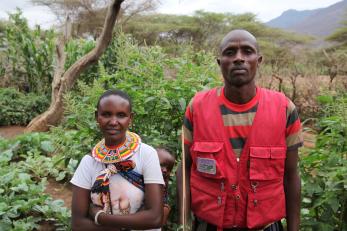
[270,147,286,159]
[249,147,270,158]
[192,142,223,153]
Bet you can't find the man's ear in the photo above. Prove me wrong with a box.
[257,55,263,65]
[217,58,221,66]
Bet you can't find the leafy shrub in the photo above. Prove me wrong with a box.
[0,10,55,94]
[64,39,98,85]
[0,88,49,126]
[300,94,347,230]
[0,133,70,230]
[52,34,220,165]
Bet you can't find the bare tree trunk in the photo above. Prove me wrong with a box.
[26,0,124,132]
[329,65,337,90]
[290,74,299,101]
[272,74,283,92]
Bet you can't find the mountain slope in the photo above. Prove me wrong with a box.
[266,0,347,37]
[266,9,320,29]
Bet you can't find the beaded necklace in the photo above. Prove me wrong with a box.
[92,131,141,163]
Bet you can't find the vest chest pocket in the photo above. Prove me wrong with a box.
[191,142,225,179]
[249,147,286,181]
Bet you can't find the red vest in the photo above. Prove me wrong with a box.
[190,87,288,229]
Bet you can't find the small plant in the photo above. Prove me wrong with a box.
[0,88,49,126]
[0,134,71,230]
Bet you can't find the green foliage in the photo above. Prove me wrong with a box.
[64,39,98,84]
[0,133,71,230]
[301,94,347,230]
[47,33,221,172]
[0,88,49,126]
[0,10,55,94]
[105,35,220,149]
[326,11,347,48]
[55,33,220,159]
[123,11,310,56]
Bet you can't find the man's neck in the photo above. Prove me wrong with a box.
[224,83,257,104]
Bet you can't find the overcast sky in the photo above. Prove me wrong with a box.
[0,0,343,28]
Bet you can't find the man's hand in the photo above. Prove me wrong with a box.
[284,149,301,231]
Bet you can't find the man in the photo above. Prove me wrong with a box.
[178,29,302,231]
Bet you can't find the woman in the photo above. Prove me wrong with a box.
[70,89,164,231]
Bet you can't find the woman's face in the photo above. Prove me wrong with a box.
[96,95,133,146]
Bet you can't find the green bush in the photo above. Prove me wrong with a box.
[0,10,55,94]
[52,34,220,166]
[0,133,70,230]
[300,94,347,230]
[0,88,49,126]
[64,39,98,85]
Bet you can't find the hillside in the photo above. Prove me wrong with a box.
[266,9,320,29]
[266,0,347,37]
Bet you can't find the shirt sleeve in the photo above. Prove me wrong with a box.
[286,98,304,151]
[183,98,194,146]
[70,155,94,190]
[141,145,165,185]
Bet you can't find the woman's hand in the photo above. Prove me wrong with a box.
[97,184,163,229]
[89,203,104,221]
[72,185,118,231]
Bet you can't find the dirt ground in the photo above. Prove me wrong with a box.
[0,125,26,139]
[45,178,72,209]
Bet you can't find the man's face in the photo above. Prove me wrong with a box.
[218,32,262,87]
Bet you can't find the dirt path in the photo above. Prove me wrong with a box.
[0,125,26,139]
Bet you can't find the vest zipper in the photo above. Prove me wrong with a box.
[233,159,240,227]
[218,196,222,205]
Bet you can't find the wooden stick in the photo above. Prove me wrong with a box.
[181,126,187,231]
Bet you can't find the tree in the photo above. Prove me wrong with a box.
[326,11,347,48]
[324,11,347,82]
[31,0,159,38]
[123,11,310,55]
[26,0,124,132]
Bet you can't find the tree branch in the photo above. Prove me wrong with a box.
[61,0,123,89]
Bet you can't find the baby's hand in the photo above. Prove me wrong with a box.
[119,196,130,214]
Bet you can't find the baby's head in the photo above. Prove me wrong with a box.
[156,148,175,179]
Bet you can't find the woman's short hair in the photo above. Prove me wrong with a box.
[96,89,132,112]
